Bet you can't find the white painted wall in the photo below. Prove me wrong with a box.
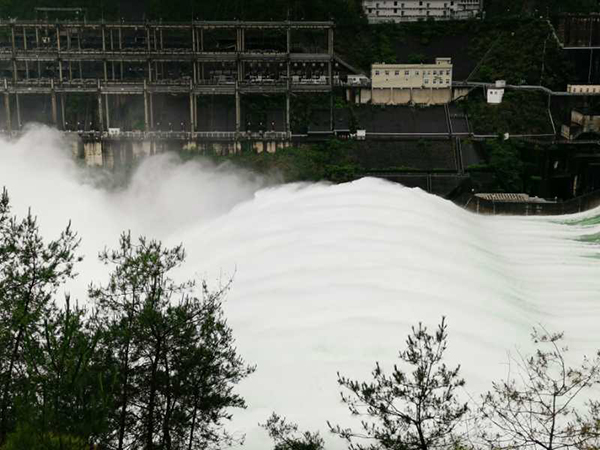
[363,0,481,23]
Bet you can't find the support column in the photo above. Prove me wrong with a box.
[23,27,29,80]
[35,27,40,77]
[60,94,66,130]
[12,60,18,83]
[50,79,58,127]
[189,93,195,133]
[154,27,159,81]
[56,25,61,54]
[97,81,104,133]
[143,79,150,131]
[10,24,16,54]
[4,80,11,133]
[200,28,204,80]
[67,28,72,81]
[286,88,291,134]
[287,26,291,134]
[105,94,110,129]
[101,24,108,82]
[78,26,83,79]
[15,93,21,130]
[119,27,124,80]
[191,24,196,52]
[109,30,115,80]
[329,26,334,131]
[235,82,241,134]
[149,93,154,130]
[11,24,17,82]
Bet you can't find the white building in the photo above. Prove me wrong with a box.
[363,0,481,23]
[362,58,455,105]
[486,80,505,104]
[372,57,453,89]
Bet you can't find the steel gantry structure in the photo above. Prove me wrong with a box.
[0,19,336,136]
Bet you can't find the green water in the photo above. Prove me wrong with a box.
[578,232,600,243]
[560,215,600,227]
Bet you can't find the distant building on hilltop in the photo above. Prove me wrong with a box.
[362,0,481,23]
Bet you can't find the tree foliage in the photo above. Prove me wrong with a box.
[0,189,254,450]
[329,317,468,450]
[262,413,325,450]
[0,188,82,446]
[479,328,600,450]
[90,232,255,450]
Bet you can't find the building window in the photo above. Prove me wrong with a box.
[385,70,389,75]
[405,70,409,75]
[446,79,450,83]
[375,70,380,76]
[433,70,437,75]
[395,70,400,75]
[424,79,429,84]
[415,71,419,75]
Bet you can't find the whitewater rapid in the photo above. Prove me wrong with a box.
[1,127,600,449]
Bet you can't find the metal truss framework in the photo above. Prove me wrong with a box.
[0,19,336,135]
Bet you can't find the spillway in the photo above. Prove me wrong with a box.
[1,127,600,449]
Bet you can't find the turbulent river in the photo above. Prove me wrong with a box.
[1,127,600,449]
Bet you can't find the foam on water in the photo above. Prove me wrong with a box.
[1,127,599,449]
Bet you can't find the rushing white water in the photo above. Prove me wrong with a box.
[1,126,600,449]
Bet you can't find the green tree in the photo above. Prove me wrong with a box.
[329,317,468,450]
[487,139,524,192]
[261,413,325,450]
[479,328,600,450]
[28,298,112,448]
[90,233,255,450]
[0,188,81,446]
